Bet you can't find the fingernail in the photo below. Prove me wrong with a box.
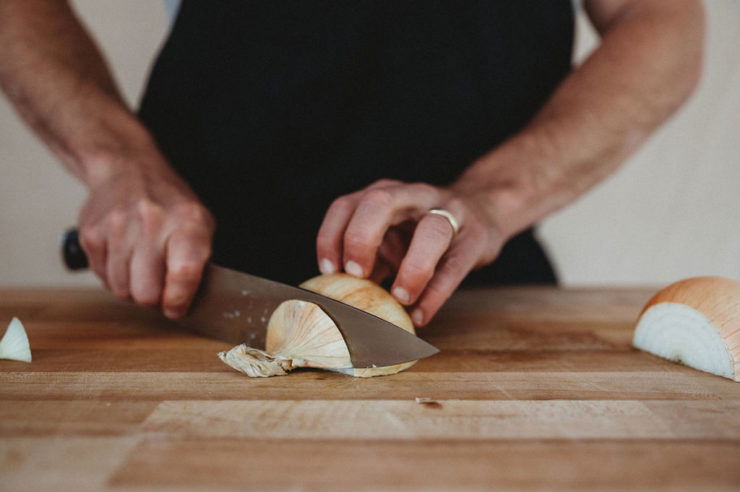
[392,287,410,304]
[320,258,336,274]
[411,309,424,326]
[345,260,363,277]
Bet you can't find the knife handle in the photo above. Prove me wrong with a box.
[61,228,89,271]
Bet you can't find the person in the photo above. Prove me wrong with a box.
[0,1,703,327]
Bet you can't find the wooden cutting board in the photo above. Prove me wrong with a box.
[1,286,739,490]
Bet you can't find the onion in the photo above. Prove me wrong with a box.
[219,273,417,378]
[0,317,32,363]
[632,277,740,381]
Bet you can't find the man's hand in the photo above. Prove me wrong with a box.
[0,1,215,318]
[79,166,214,319]
[317,0,703,328]
[317,179,503,327]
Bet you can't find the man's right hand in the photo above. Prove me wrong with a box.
[78,165,214,319]
[0,1,216,318]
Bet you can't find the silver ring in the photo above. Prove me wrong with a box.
[428,208,460,236]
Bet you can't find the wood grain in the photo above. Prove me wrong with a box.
[110,439,740,490]
[1,286,739,490]
[140,400,740,440]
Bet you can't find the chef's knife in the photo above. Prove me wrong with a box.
[61,229,439,368]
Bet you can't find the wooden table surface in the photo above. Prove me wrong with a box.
[1,286,739,491]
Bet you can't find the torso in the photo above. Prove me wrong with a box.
[140,1,573,285]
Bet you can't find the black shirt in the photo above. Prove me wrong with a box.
[139,1,574,285]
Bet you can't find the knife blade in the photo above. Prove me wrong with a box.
[61,229,439,368]
[179,265,439,368]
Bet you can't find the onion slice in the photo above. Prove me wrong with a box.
[0,317,32,363]
[632,277,740,381]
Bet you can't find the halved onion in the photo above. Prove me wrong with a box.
[219,273,417,378]
[632,277,740,381]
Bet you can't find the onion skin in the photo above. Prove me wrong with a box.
[639,277,740,321]
[633,277,740,381]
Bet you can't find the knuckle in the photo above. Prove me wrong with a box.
[107,210,128,234]
[424,282,451,304]
[330,196,353,212]
[411,182,437,196]
[441,253,468,276]
[172,238,212,266]
[344,232,373,251]
[401,261,433,282]
[363,188,394,208]
[167,262,202,283]
[79,227,104,250]
[175,202,212,228]
[136,200,164,230]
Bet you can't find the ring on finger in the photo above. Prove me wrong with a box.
[427,208,460,237]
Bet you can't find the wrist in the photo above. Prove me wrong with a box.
[451,176,533,244]
[59,106,169,189]
[451,128,566,242]
[78,136,173,190]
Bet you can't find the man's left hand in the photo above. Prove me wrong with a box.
[316,179,503,327]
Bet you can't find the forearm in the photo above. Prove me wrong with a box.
[0,0,169,188]
[453,0,704,240]
[0,1,214,315]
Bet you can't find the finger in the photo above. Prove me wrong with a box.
[409,236,481,327]
[162,231,211,319]
[105,216,134,300]
[343,184,439,278]
[129,203,167,308]
[316,193,361,275]
[129,240,166,308]
[391,213,455,305]
[79,226,109,287]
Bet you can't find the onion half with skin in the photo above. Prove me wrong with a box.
[219,273,417,378]
[632,277,740,381]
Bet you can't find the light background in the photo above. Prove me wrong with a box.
[1,1,738,287]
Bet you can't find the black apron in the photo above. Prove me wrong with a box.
[139,1,573,286]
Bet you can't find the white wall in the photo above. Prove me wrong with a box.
[0,1,737,287]
[539,1,740,285]
[0,0,169,287]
